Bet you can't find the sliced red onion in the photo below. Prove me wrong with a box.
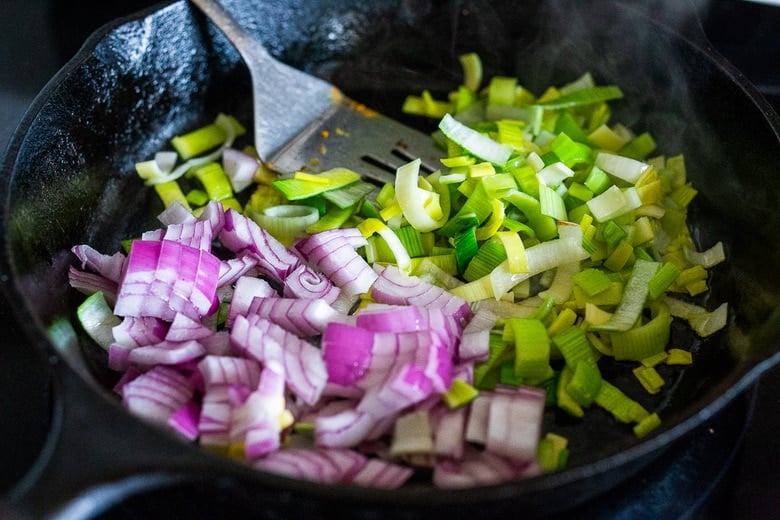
[222,147,259,193]
[164,219,214,252]
[232,364,286,458]
[226,275,277,328]
[314,408,376,448]
[67,267,118,305]
[71,244,126,282]
[197,200,227,235]
[354,305,424,332]
[126,339,206,368]
[115,240,220,322]
[246,297,340,337]
[112,316,168,347]
[484,386,545,462]
[108,342,133,371]
[464,394,491,445]
[283,264,341,304]
[230,314,327,405]
[122,365,194,427]
[371,265,472,326]
[433,407,467,459]
[432,448,532,489]
[168,399,202,441]
[458,308,497,363]
[349,458,414,489]
[356,364,434,420]
[321,323,374,388]
[217,256,258,288]
[197,355,262,391]
[198,385,233,448]
[157,200,197,226]
[219,209,301,285]
[255,448,368,484]
[165,313,214,342]
[199,330,233,356]
[294,229,377,296]
[141,228,165,241]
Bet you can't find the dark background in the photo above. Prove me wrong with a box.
[1,0,778,517]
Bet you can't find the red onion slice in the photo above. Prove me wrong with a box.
[219,209,301,285]
[230,314,327,405]
[283,264,341,304]
[246,297,341,337]
[122,365,195,427]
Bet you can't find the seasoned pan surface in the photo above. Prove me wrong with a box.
[2,0,780,516]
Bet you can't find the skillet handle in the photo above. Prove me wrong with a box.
[6,359,220,518]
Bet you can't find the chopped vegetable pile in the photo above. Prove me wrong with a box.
[68,53,728,488]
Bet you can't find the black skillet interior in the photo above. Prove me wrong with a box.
[2,0,780,515]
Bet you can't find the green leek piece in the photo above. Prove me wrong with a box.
[590,260,660,332]
[566,360,602,407]
[154,181,191,210]
[272,168,361,200]
[550,133,592,167]
[531,296,557,322]
[537,432,570,472]
[539,184,567,222]
[360,199,382,219]
[546,307,579,337]
[474,334,513,390]
[566,182,594,203]
[185,189,210,207]
[610,302,672,361]
[76,291,121,350]
[502,217,536,238]
[499,362,525,386]
[305,204,355,234]
[487,76,518,106]
[438,113,513,166]
[633,365,665,394]
[640,351,669,368]
[619,132,656,160]
[665,348,693,365]
[584,165,612,195]
[481,173,518,198]
[192,162,234,201]
[601,220,628,248]
[395,225,427,258]
[504,191,559,241]
[633,412,661,438]
[594,380,649,424]
[535,86,623,110]
[321,180,375,209]
[358,218,412,273]
[171,114,245,160]
[443,378,480,408]
[439,181,494,236]
[459,52,483,92]
[474,199,506,241]
[552,326,598,369]
[572,268,613,296]
[464,237,508,282]
[647,262,681,300]
[555,112,589,143]
[670,183,698,208]
[508,318,551,380]
[557,366,585,418]
[453,225,479,274]
[603,240,634,272]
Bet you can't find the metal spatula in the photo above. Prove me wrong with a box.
[190,0,443,186]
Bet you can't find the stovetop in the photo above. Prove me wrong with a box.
[1,0,778,518]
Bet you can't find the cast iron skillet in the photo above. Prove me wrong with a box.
[2,0,780,517]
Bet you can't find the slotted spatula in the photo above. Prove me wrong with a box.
[190,0,443,186]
